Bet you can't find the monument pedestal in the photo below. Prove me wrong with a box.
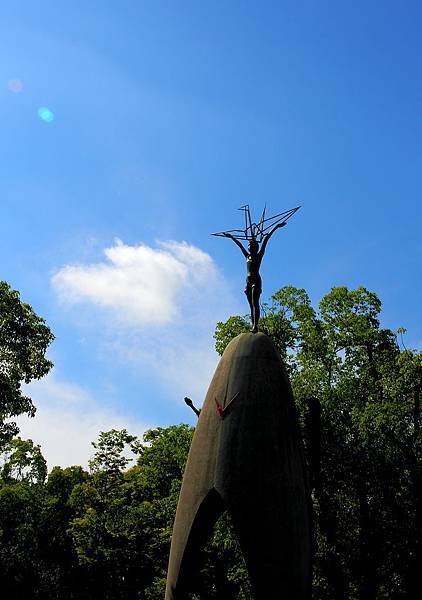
[165,332,311,599]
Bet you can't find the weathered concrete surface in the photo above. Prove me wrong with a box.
[165,332,311,599]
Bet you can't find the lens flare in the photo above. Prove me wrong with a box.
[7,78,23,93]
[38,107,54,123]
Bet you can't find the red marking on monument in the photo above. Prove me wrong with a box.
[215,398,224,418]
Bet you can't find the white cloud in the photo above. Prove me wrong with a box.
[52,239,219,326]
[17,374,148,470]
[51,239,241,401]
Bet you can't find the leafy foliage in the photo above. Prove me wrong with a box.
[0,281,54,445]
[0,437,47,484]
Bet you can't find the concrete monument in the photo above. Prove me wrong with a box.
[165,206,311,599]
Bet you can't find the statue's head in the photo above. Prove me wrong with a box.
[248,239,259,254]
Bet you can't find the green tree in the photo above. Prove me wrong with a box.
[0,281,54,446]
[89,429,140,475]
[0,439,48,598]
[39,465,90,598]
[0,437,47,484]
[67,425,194,600]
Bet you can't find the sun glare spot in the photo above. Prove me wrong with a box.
[7,78,23,93]
[38,107,54,123]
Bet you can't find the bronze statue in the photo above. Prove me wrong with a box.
[213,205,300,333]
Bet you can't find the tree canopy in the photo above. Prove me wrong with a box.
[0,281,54,445]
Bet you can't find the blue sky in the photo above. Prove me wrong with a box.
[1,1,421,467]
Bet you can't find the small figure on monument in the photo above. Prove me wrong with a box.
[184,396,201,417]
[213,205,300,333]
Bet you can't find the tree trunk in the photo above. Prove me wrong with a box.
[315,488,347,600]
[406,387,421,599]
[357,483,377,600]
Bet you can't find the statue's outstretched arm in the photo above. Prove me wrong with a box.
[259,222,286,258]
[184,397,201,417]
[222,233,248,258]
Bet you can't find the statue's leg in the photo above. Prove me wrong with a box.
[226,495,311,599]
[251,285,261,333]
[165,489,224,599]
[245,286,254,326]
